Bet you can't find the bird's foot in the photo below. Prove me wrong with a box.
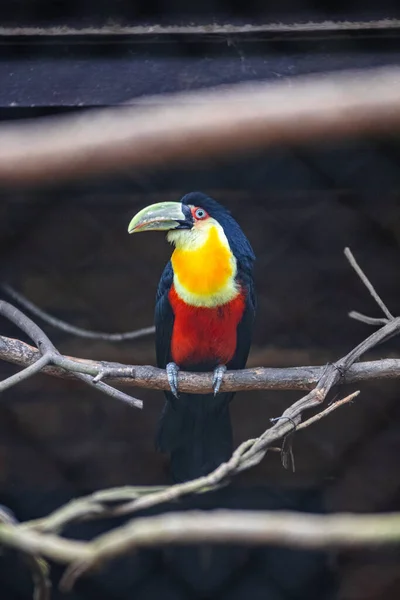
[213,365,227,396]
[166,362,180,398]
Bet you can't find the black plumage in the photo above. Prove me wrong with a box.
[154,192,256,482]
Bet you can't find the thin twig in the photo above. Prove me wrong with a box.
[2,67,400,184]
[73,373,143,410]
[58,509,400,590]
[297,390,359,430]
[0,354,51,393]
[344,247,394,320]
[2,284,155,341]
[348,311,389,326]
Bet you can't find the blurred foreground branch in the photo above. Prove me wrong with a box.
[1,67,400,184]
[2,509,400,592]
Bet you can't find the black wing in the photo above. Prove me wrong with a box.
[228,270,256,371]
[155,261,174,369]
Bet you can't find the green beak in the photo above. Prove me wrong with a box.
[128,202,186,234]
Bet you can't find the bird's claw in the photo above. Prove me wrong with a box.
[166,362,180,398]
[213,365,227,396]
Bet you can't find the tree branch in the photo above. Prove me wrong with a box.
[1,331,400,393]
[1,67,400,185]
[344,247,394,321]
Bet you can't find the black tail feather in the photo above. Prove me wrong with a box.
[156,392,234,483]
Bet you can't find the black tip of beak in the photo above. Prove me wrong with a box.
[175,204,194,230]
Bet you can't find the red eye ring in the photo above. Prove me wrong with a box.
[193,207,208,220]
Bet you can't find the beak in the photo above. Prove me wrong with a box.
[128,202,188,234]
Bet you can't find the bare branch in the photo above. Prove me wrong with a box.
[344,247,394,320]
[0,354,51,393]
[2,68,400,185]
[348,311,389,326]
[2,284,155,341]
[0,302,142,409]
[1,333,400,394]
[297,390,359,430]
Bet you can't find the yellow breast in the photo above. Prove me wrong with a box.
[171,225,238,307]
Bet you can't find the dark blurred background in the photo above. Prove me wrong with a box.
[0,2,400,599]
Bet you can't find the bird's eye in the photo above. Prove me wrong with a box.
[194,208,207,220]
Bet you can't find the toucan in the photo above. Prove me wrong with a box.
[128,192,256,482]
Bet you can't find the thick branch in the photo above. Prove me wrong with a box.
[1,68,400,184]
[0,332,399,393]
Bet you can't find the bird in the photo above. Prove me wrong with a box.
[128,192,256,482]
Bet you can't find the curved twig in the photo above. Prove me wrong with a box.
[344,247,394,320]
[1,331,400,393]
[2,284,155,341]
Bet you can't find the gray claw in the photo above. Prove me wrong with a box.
[213,365,227,396]
[166,362,180,398]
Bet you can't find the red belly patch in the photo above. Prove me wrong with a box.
[168,285,246,368]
